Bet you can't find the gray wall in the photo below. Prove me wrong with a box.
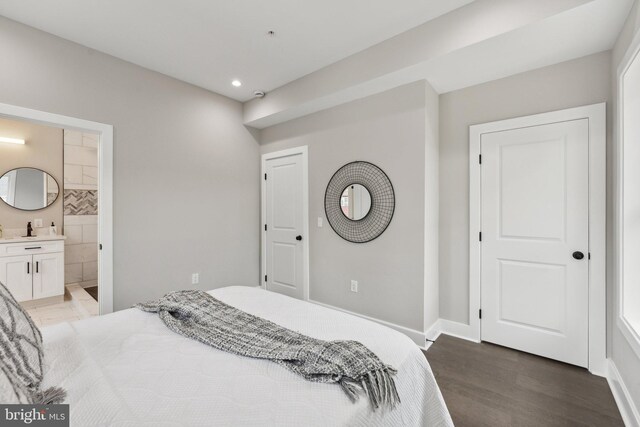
[261,81,429,331]
[439,51,612,323]
[0,117,63,230]
[0,16,260,310]
[611,0,640,412]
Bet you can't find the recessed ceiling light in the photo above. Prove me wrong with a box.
[232,80,242,87]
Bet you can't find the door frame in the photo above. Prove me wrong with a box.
[469,103,606,375]
[260,146,310,301]
[0,102,114,315]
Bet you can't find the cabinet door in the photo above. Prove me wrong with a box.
[32,253,64,299]
[0,255,33,302]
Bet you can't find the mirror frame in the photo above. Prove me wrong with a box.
[324,161,395,243]
[0,167,61,212]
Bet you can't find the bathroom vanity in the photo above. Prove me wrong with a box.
[0,235,65,304]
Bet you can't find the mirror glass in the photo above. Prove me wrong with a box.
[340,184,371,220]
[0,168,60,211]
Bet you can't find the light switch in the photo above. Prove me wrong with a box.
[34,219,43,228]
[317,217,323,227]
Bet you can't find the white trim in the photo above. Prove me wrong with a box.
[469,103,607,375]
[0,102,114,315]
[607,359,640,427]
[260,146,310,301]
[439,319,479,343]
[616,27,640,361]
[425,318,478,343]
[309,299,427,347]
[424,319,442,342]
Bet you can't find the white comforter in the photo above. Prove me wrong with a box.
[41,286,452,426]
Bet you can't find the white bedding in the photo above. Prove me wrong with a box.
[40,286,452,426]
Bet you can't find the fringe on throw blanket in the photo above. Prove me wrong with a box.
[340,367,400,410]
[135,290,400,410]
[32,386,67,404]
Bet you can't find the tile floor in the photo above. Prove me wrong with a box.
[23,285,98,328]
[25,298,84,328]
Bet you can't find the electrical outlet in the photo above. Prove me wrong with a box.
[34,219,43,228]
[191,273,199,285]
[317,217,323,227]
[350,280,358,293]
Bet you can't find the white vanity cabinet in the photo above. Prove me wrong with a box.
[0,238,65,303]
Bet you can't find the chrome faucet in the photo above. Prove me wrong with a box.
[27,221,33,237]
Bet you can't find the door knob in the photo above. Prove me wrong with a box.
[572,251,584,260]
[296,235,302,241]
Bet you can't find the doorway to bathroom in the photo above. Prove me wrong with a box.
[63,129,101,318]
[0,102,113,323]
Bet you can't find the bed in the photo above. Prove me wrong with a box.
[39,286,453,426]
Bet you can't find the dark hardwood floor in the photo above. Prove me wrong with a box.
[424,335,623,427]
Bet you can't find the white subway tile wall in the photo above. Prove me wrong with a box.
[64,164,82,186]
[65,263,83,284]
[82,166,98,185]
[64,130,99,288]
[64,224,82,245]
[65,145,98,167]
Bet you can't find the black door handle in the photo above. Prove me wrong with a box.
[572,251,584,260]
[296,235,302,241]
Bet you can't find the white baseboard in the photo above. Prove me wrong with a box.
[607,359,640,427]
[308,299,426,347]
[424,318,480,347]
[425,319,442,341]
[302,304,480,349]
[438,319,480,343]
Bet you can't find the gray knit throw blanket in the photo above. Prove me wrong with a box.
[135,290,400,410]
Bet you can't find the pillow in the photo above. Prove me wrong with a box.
[0,363,31,404]
[0,281,44,393]
[0,282,67,404]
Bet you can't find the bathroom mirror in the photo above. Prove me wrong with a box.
[325,161,395,243]
[340,184,372,220]
[0,168,60,211]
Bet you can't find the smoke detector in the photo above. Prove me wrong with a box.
[254,90,266,98]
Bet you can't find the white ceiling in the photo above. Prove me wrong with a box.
[424,0,633,94]
[0,0,474,101]
[242,0,633,128]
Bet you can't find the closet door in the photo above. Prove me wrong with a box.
[0,255,33,302]
[264,153,305,300]
[480,119,589,367]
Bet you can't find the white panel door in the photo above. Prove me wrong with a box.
[0,255,33,302]
[265,154,304,299]
[32,252,64,299]
[481,119,589,367]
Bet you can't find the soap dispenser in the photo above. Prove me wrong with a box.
[50,222,57,236]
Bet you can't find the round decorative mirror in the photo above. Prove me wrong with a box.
[325,161,394,243]
[340,184,372,220]
[0,168,60,211]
